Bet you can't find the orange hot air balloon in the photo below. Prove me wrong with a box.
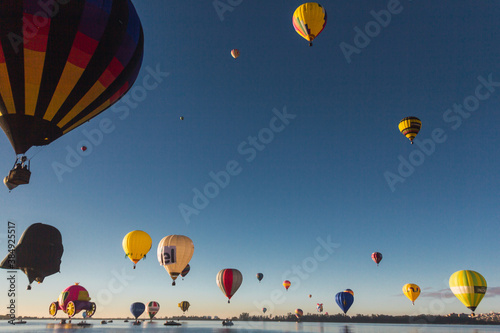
[283,280,291,291]
[231,49,240,58]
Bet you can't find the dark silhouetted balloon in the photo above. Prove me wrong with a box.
[1,223,63,289]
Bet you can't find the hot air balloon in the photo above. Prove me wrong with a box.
[344,289,354,296]
[82,311,87,319]
[335,291,354,315]
[81,146,87,152]
[231,49,240,59]
[399,117,422,144]
[256,273,264,282]
[123,230,152,269]
[371,252,383,266]
[180,116,184,120]
[449,270,487,315]
[309,294,312,298]
[147,301,160,321]
[316,303,323,313]
[157,235,194,286]
[295,308,303,321]
[1,223,63,290]
[49,283,96,318]
[262,307,267,314]
[216,268,243,303]
[402,283,420,305]
[0,0,144,188]
[283,280,291,291]
[178,301,190,313]
[181,264,191,279]
[292,3,327,46]
[130,302,145,321]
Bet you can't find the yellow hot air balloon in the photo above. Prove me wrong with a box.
[292,3,327,46]
[122,231,152,269]
[157,235,194,286]
[402,283,420,305]
[178,301,190,313]
[398,117,422,144]
[449,270,487,315]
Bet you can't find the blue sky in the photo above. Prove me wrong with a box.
[1,0,500,319]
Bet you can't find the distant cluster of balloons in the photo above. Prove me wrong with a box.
[0,223,489,318]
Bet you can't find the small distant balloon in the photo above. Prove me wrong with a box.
[180,116,184,120]
[81,146,87,152]
[371,252,383,266]
[283,280,291,291]
[309,294,312,298]
[231,49,240,58]
[256,273,263,282]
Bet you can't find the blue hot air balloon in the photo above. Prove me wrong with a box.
[335,291,354,314]
[130,302,145,320]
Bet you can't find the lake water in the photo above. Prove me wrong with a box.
[1,320,499,333]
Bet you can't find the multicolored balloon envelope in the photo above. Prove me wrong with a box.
[0,0,144,179]
[130,302,145,320]
[178,301,190,313]
[371,252,383,266]
[147,301,160,320]
[398,117,422,144]
[181,264,191,279]
[122,230,152,269]
[316,303,323,313]
[402,283,420,305]
[0,223,63,289]
[335,291,354,314]
[292,3,327,46]
[449,270,487,314]
[295,308,303,319]
[216,268,243,303]
[283,280,291,291]
[157,235,194,286]
[231,49,240,58]
[256,272,264,282]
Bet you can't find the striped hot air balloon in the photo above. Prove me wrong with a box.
[292,3,327,46]
[231,49,240,58]
[371,252,383,266]
[449,270,487,315]
[0,0,144,187]
[295,308,303,320]
[398,117,422,144]
[216,268,243,303]
[178,301,190,313]
[283,280,291,291]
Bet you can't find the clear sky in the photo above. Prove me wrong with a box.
[1,0,500,320]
